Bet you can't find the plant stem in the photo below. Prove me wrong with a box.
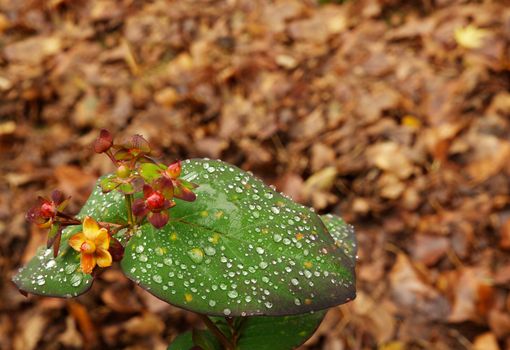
[125,194,134,228]
[197,314,234,350]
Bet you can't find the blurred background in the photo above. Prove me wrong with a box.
[1,0,510,349]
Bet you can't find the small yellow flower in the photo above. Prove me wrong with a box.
[69,216,112,274]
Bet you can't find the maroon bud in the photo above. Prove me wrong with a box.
[94,129,113,153]
[146,191,165,210]
[108,237,125,262]
[40,201,56,218]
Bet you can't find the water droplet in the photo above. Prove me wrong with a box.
[273,234,282,243]
[294,298,302,306]
[228,290,238,299]
[223,308,232,316]
[209,300,216,307]
[187,248,204,264]
[45,260,56,269]
[135,245,144,253]
[271,207,280,214]
[163,257,173,266]
[256,247,265,255]
[291,278,299,286]
[259,261,268,269]
[264,302,273,309]
[65,264,78,275]
[153,275,163,283]
[70,274,82,287]
[139,254,148,262]
[155,247,165,256]
[204,246,216,256]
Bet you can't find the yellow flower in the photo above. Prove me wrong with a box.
[69,216,112,274]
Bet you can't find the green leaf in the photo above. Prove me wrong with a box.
[100,175,119,192]
[192,329,222,350]
[234,311,326,350]
[168,311,327,350]
[119,182,135,194]
[139,163,163,183]
[121,159,355,316]
[12,225,93,297]
[320,214,357,269]
[13,179,127,297]
[167,332,195,350]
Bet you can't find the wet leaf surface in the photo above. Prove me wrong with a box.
[122,159,355,316]
[13,184,126,297]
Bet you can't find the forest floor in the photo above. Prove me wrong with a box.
[1,0,510,349]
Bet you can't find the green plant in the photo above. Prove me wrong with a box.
[13,130,356,350]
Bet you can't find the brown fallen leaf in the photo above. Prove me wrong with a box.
[390,253,449,321]
[411,234,450,266]
[473,332,500,350]
[4,36,62,64]
[367,142,413,180]
[449,267,494,323]
[499,217,510,250]
[13,309,47,350]
[68,300,98,349]
[351,292,395,344]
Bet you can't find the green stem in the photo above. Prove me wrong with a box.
[125,194,134,228]
[197,314,234,350]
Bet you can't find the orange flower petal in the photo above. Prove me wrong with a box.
[83,216,100,240]
[94,228,110,250]
[80,253,96,274]
[96,248,112,268]
[69,233,86,252]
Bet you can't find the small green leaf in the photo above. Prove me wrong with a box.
[119,182,135,194]
[140,163,163,183]
[13,178,127,297]
[192,329,221,350]
[167,332,195,350]
[100,175,119,192]
[234,311,326,350]
[12,225,93,297]
[122,159,355,316]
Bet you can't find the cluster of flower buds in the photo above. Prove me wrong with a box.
[95,129,198,229]
[26,190,71,257]
[26,129,197,275]
[94,130,153,195]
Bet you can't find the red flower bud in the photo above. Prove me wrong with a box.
[94,129,113,153]
[146,191,165,210]
[166,161,182,179]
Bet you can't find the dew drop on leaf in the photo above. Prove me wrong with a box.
[204,246,216,256]
[70,274,82,287]
[187,248,204,264]
[153,275,163,283]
